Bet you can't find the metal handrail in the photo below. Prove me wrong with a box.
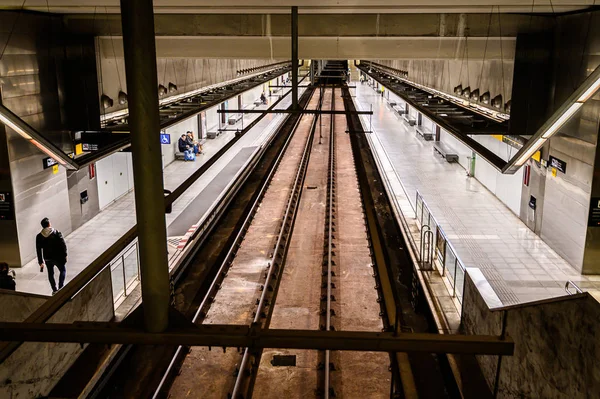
[565,280,583,295]
[415,190,467,302]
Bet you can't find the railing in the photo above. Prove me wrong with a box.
[565,280,583,295]
[415,190,467,304]
[109,240,141,304]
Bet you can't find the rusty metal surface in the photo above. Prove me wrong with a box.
[332,88,391,398]
[252,88,333,399]
[167,90,322,399]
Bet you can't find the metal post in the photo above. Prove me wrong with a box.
[121,255,127,297]
[291,6,298,110]
[120,0,170,332]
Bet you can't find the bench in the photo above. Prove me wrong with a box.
[228,114,243,125]
[433,142,459,163]
[415,125,434,141]
[392,104,407,116]
[403,114,417,126]
[254,100,263,107]
[174,152,186,160]
[207,131,219,139]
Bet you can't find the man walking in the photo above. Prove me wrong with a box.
[36,218,67,295]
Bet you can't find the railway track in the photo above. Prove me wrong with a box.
[93,77,458,399]
[160,87,393,398]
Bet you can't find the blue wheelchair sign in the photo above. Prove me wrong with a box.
[160,133,171,145]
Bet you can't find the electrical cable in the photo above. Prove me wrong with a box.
[476,8,494,96]
[106,7,122,91]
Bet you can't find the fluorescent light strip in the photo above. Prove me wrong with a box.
[0,112,32,139]
[29,139,67,165]
[515,138,546,166]
[541,102,583,139]
[578,77,600,102]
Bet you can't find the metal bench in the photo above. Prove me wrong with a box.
[402,114,417,126]
[415,125,434,141]
[393,104,407,115]
[207,131,219,139]
[254,100,263,107]
[174,152,186,160]
[228,114,243,125]
[433,142,459,163]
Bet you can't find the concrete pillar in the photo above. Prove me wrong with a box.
[120,0,170,332]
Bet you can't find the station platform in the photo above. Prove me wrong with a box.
[14,91,302,297]
[354,83,600,306]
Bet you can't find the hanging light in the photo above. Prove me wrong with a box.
[168,82,178,92]
[158,84,167,96]
[504,100,512,113]
[491,94,503,109]
[118,91,128,105]
[462,86,471,99]
[454,84,463,96]
[479,91,491,104]
[101,94,113,109]
[470,89,480,101]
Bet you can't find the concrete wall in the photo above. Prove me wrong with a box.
[0,12,100,266]
[381,57,514,109]
[461,271,600,398]
[0,290,46,322]
[537,11,600,272]
[0,267,114,398]
[67,167,100,231]
[97,47,277,113]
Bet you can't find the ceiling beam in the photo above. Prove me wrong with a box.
[98,36,516,59]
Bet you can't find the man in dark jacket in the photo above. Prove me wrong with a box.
[36,218,67,294]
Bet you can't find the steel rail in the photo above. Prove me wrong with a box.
[151,87,316,399]
[230,87,324,399]
[0,77,310,366]
[323,87,336,399]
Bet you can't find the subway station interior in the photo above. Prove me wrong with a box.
[1,1,600,398]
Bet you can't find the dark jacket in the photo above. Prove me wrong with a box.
[36,228,67,264]
[0,273,15,291]
[178,137,189,153]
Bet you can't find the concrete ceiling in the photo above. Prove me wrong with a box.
[98,36,516,59]
[2,0,596,14]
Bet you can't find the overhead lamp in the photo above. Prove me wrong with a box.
[101,94,113,109]
[168,82,178,92]
[454,84,463,96]
[480,91,491,104]
[462,86,471,99]
[158,84,168,96]
[504,100,511,113]
[118,91,128,105]
[491,94,503,109]
[470,89,480,101]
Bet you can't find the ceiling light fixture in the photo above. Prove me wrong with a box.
[168,82,178,92]
[101,94,113,109]
[118,91,128,105]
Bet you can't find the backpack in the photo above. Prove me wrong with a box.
[185,151,196,161]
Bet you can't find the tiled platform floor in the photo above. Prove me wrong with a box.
[354,83,600,305]
[15,90,302,296]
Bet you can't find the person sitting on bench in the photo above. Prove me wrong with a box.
[260,92,267,105]
[178,134,193,160]
[186,131,202,155]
